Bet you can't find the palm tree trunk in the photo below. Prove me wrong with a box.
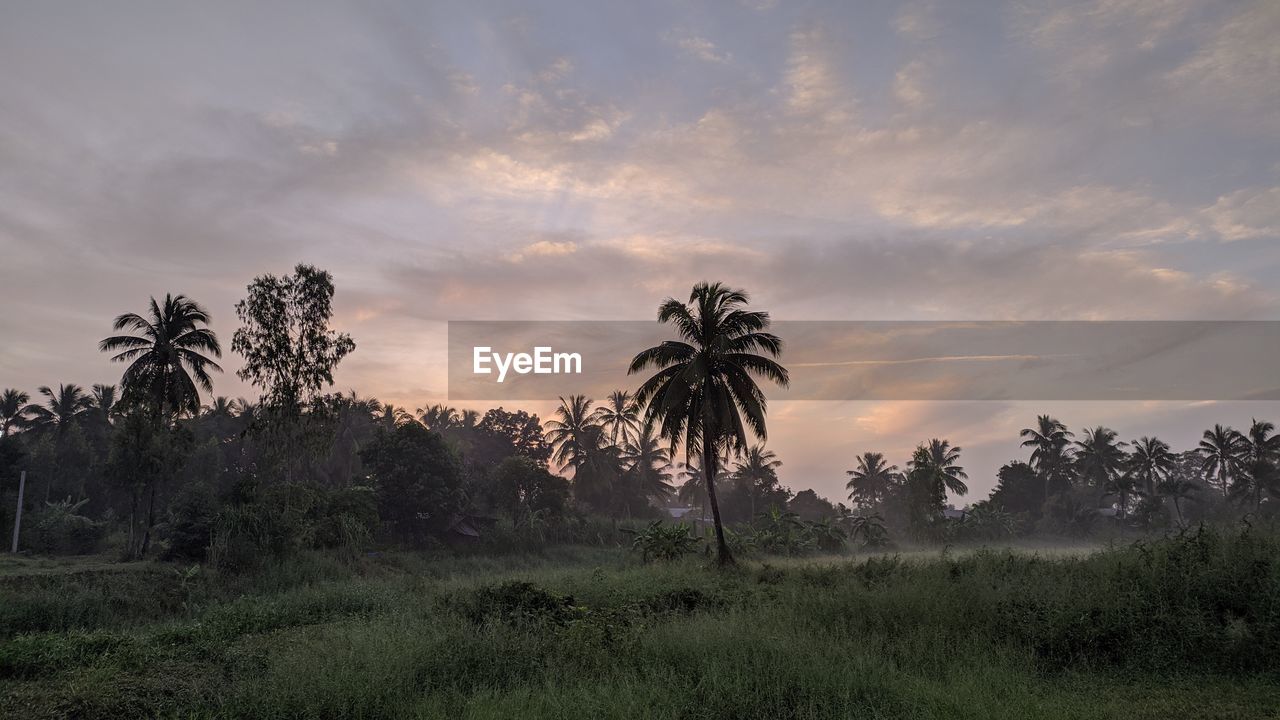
[702,436,733,566]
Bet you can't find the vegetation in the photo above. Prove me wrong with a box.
[5,270,1280,716]
[3,527,1280,718]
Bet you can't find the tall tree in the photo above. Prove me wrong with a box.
[232,264,355,410]
[845,451,900,509]
[620,425,676,505]
[1236,420,1280,510]
[1198,424,1245,499]
[733,444,784,520]
[23,384,91,433]
[417,404,459,431]
[1020,415,1074,503]
[99,294,222,418]
[89,384,120,424]
[1128,436,1176,501]
[544,395,599,471]
[1,389,30,436]
[629,282,789,565]
[594,390,641,448]
[904,440,968,538]
[911,439,968,499]
[1074,426,1127,503]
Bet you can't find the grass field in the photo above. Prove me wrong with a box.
[3,528,1279,719]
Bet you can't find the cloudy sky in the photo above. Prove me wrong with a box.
[2,0,1278,502]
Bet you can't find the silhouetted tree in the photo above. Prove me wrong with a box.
[100,294,222,418]
[629,282,789,565]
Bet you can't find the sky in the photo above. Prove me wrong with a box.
[2,0,1279,503]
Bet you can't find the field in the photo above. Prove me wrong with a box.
[3,528,1280,719]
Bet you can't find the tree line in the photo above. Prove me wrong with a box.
[3,270,1276,567]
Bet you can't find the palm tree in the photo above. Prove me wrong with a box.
[845,451,900,509]
[733,444,783,520]
[377,404,413,430]
[545,395,600,470]
[848,513,889,548]
[1237,420,1280,510]
[594,390,641,448]
[629,282,789,565]
[1021,415,1074,503]
[912,439,969,497]
[89,384,120,424]
[232,397,258,424]
[1074,426,1127,503]
[202,396,236,419]
[23,384,91,433]
[417,404,458,431]
[1128,436,1176,504]
[1198,424,1245,499]
[1156,476,1199,528]
[1104,470,1141,520]
[99,294,222,419]
[1,389,30,436]
[620,425,676,504]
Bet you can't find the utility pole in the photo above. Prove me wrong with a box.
[10,471,25,553]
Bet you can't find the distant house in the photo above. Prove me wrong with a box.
[942,507,967,521]
[666,506,695,520]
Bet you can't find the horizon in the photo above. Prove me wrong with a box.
[3,0,1279,504]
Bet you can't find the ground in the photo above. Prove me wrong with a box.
[2,535,1278,719]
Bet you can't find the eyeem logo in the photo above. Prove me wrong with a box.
[472,346,582,383]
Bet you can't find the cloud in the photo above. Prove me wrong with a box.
[663,29,732,64]
[1205,187,1280,241]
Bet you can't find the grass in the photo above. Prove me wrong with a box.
[2,528,1279,718]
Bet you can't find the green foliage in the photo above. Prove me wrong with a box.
[623,520,702,562]
[231,264,355,409]
[5,529,1280,718]
[22,498,105,555]
[490,456,573,529]
[457,581,582,626]
[848,513,891,549]
[361,423,464,546]
[948,505,1017,542]
[207,483,379,571]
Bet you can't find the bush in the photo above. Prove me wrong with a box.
[22,498,106,555]
[457,581,581,626]
[623,521,702,562]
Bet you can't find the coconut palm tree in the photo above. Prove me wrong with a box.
[1021,415,1074,503]
[1074,426,1127,502]
[594,390,641,448]
[202,396,236,419]
[1236,420,1280,510]
[1156,476,1199,528]
[628,282,789,565]
[1198,424,1245,498]
[89,384,120,425]
[545,395,600,470]
[376,404,413,430]
[1128,436,1176,502]
[912,439,969,497]
[416,404,459,431]
[620,425,675,504]
[23,384,91,433]
[733,444,783,520]
[846,451,900,509]
[99,294,222,419]
[1,389,30,436]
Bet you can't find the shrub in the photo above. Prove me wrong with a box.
[23,498,106,555]
[623,521,702,562]
[457,581,581,626]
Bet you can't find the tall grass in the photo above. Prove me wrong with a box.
[2,527,1279,718]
